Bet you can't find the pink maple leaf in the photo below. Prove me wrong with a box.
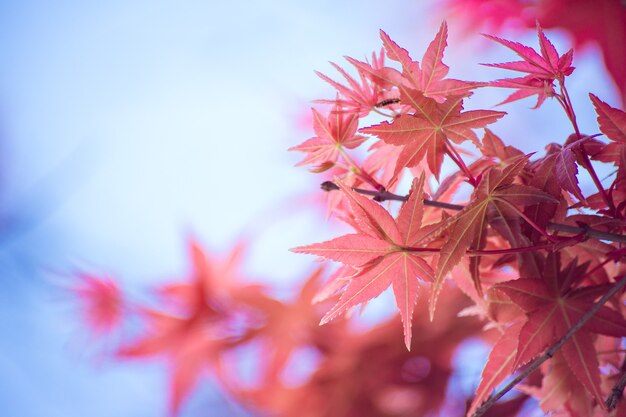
[289,103,367,170]
[292,175,436,350]
[483,23,575,107]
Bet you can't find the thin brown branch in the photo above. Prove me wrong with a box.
[471,274,626,417]
[546,223,626,244]
[321,181,465,209]
[606,357,626,410]
[320,181,626,244]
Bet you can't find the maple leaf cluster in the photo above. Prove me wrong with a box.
[290,21,626,417]
[67,18,626,417]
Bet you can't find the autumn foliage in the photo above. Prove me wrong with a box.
[69,7,626,417]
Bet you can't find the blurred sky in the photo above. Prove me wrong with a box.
[0,1,620,416]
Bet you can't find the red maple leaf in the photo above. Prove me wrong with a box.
[315,49,397,117]
[380,21,478,103]
[534,0,626,106]
[446,0,626,105]
[480,128,524,163]
[520,351,595,417]
[468,322,523,416]
[590,93,626,166]
[289,103,367,170]
[361,92,505,180]
[431,156,556,316]
[292,175,437,349]
[492,253,626,406]
[537,134,601,203]
[483,23,575,108]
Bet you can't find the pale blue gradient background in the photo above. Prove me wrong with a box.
[0,1,618,416]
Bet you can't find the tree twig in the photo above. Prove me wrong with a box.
[606,357,626,410]
[546,223,626,244]
[320,181,626,244]
[471,274,626,417]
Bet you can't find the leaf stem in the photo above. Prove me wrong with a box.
[606,357,626,410]
[471,274,626,417]
[497,199,556,242]
[558,81,614,212]
[337,147,385,191]
[445,142,478,186]
[466,243,554,256]
[558,81,581,138]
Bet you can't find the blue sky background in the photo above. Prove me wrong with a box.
[0,1,620,416]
